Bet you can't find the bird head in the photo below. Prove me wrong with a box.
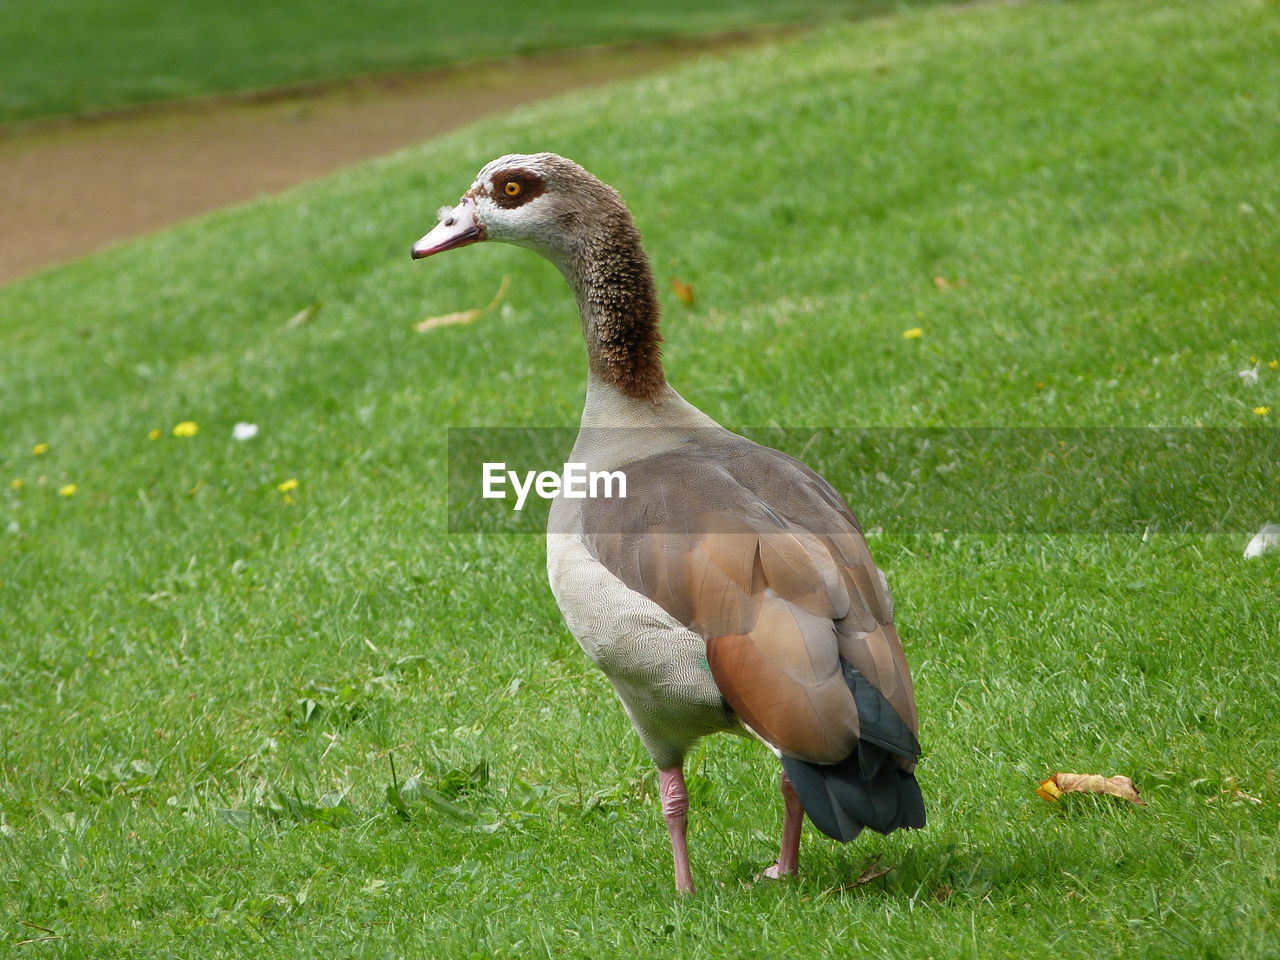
[411,153,627,264]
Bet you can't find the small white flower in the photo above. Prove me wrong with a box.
[1237,367,1259,385]
[1244,524,1280,559]
[232,422,259,441]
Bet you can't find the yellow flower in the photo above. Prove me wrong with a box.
[902,327,924,340]
[1249,356,1259,365]
[32,442,49,455]
[1254,407,1271,416]
[1270,360,1279,370]
[277,478,299,493]
[148,428,162,440]
[9,478,23,490]
[58,483,77,497]
[282,494,296,506]
[172,421,199,438]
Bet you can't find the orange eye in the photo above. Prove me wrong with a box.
[503,181,522,197]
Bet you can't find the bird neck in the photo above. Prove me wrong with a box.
[560,215,666,404]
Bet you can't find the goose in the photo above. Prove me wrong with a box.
[411,153,924,893]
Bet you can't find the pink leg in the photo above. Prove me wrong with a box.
[659,766,695,894]
[764,770,803,879]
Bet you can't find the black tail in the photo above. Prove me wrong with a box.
[779,657,926,842]
[781,745,925,842]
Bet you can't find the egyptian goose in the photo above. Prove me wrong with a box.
[412,154,924,893]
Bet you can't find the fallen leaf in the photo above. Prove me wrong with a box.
[415,275,510,333]
[286,302,321,329]
[1207,788,1262,805]
[1036,778,1063,802]
[1038,772,1145,805]
[933,276,950,290]
[670,278,696,307]
[415,308,482,332]
[853,856,891,886]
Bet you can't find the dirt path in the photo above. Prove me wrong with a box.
[0,32,784,286]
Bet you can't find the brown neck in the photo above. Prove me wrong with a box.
[564,211,666,403]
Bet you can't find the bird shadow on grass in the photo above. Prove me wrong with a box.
[733,813,1145,906]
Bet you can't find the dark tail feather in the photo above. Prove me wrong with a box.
[781,745,926,843]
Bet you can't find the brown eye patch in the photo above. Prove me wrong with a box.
[488,168,545,208]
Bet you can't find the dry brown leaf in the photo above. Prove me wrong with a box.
[1037,772,1145,805]
[852,856,891,886]
[1207,788,1262,806]
[415,275,510,334]
[670,277,696,307]
[933,275,950,290]
[817,857,894,896]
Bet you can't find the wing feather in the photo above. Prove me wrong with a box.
[581,440,920,767]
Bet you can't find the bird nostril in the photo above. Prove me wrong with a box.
[445,217,456,227]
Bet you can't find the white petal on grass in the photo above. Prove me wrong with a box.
[233,422,259,441]
[1243,524,1280,559]
[1237,367,1259,385]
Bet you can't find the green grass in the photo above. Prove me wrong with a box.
[2,0,1280,956]
[0,0,928,124]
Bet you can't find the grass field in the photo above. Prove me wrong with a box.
[2,0,1279,956]
[0,0,928,124]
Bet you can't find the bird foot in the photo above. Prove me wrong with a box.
[760,862,797,881]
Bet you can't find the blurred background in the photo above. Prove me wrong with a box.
[0,0,917,283]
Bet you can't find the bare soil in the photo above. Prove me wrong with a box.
[0,32,783,285]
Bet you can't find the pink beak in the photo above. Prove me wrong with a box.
[411,197,484,259]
